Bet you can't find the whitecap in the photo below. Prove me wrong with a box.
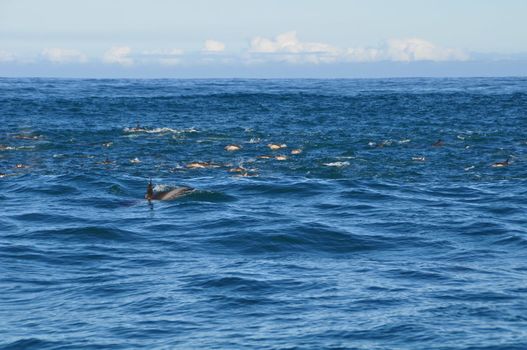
[0,145,34,151]
[323,161,350,167]
[124,127,197,134]
[145,127,182,134]
[154,184,171,192]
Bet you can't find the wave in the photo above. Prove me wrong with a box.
[323,161,350,167]
[205,222,391,254]
[0,338,65,350]
[123,127,197,134]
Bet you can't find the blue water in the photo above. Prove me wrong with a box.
[1,77,526,349]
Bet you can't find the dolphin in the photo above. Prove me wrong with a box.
[224,144,242,152]
[432,139,444,147]
[145,179,193,201]
[491,157,511,168]
[267,143,287,150]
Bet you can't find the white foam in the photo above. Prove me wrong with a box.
[154,184,171,191]
[124,127,197,134]
[323,161,350,167]
[0,145,34,151]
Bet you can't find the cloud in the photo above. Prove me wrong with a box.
[250,31,337,54]
[345,47,383,62]
[203,40,225,53]
[246,33,468,64]
[346,38,469,62]
[140,48,184,65]
[248,31,339,63]
[387,38,468,61]
[103,46,133,66]
[0,50,16,62]
[141,48,184,56]
[41,48,87,63]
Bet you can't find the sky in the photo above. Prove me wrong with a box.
[1,0,527,78]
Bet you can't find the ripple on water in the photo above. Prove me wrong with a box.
[206,222,392,255]
[24,226,138,242]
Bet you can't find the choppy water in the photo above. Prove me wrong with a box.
[1,77,526,349]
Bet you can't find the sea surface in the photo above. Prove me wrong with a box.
[1,77,526,349]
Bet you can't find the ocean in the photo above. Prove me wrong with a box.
[1,77,526,349]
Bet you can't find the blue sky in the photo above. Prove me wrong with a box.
[1,0,527,78]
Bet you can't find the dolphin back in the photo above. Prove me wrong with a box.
[157,186,194,200]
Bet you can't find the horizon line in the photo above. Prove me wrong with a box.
[1,74,527,80]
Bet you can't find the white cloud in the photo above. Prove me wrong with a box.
[250,31,337,54]
[0,50,16,62]
[41,48,87,63]
[141,48,184,56]
[345,47,383,62]
[386,38,468,61]
[203,40,225,53]
[247,31,339,63]
[140,48,183,65]
[345,38,469,62]
[247,33,468,64]
[103,46,133,66]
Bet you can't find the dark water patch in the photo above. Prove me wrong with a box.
[182,189,237,203]
[8,182,80,196]
[458,221,510,237]
[0,338,66,350]
[239,180,330,198]
[207,222,391,255]
[383,267,451,282]
[26,226,136,242]
[9,212,84,225]
[74,197,143,209]
[189,275,276,293]
[340,188,396,202]
[1,245,126,268]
